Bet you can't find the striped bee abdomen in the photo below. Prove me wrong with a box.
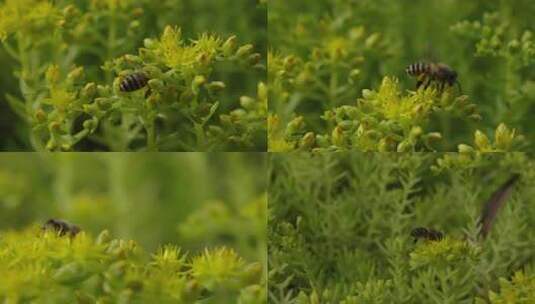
[120,73,149,92]
[405,62,430,76]
[42,219,81,237]
[410,227,444,241]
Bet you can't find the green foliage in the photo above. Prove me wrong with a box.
[478,271,535,304]
[0,228,265,303]
[269,0,535,151]
[0,153,267,302]
[0,0,266,151]
[269,153,535,303]
[0,153,267,258]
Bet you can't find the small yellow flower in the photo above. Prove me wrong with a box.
[190,247,246,289]
[494,123,515,150]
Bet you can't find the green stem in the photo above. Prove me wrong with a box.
[194,123,206,151]
[1,41,20,61]
[16,35,42,151]
[145,122,158,151]
[30,130,46,152]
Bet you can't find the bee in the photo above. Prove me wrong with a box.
[405,62,461,92]
[479,174,520,239]
[410,227,444,242]
[119,72,149,92]
[42,219,81,237]
[409,174,520,244]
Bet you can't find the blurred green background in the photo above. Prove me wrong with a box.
[269,0,535,150]
[0,0,267,150]
[0,153,266,262]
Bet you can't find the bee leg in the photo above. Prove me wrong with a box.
[416,80,424,89]
[144,88,152,98]
[423,79,432,90]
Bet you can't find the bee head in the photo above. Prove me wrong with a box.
[41,219,62,231]
[449,70,458,83]
[410,227,428,237]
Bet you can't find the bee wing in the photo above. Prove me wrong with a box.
[479,174,520,238]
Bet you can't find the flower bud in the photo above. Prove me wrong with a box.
[34,109,47,123]
[83,119,97,131]
[46,65,60,85]
[299,132,315,149]
[148,79,164,91]
[257,82,267,101]
[49,121,62,133]
[67,67,84,82]
[365,33,381,48]
[349,26,365,40]
[124,54,142,63]
[426,132,442,141]
[286,116,305,135]
[283,56,297,70]
[331,126,345,146]
[349,69,361,82]
[240,96,256,110]
[207,125,224,137]
[230,109,247,120]
[128,20,141,31]
[206,81,226,93]
[362,89,376,99]
[248,53,262,65]
[378,137,395,152]
[143,38,157,49]
[409,126,423,138]
[80,82,96,99]
[97,85,111,96]
[222,35,237,56]
[458,144,475,153]
[474,130,490,150]
[508,39,521,53]
[236,44,254,58]
[193,75,206,87]
[95,97,112,110]
[397,140,411,152]
[96,230,111,245]
[196,53,210,65]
